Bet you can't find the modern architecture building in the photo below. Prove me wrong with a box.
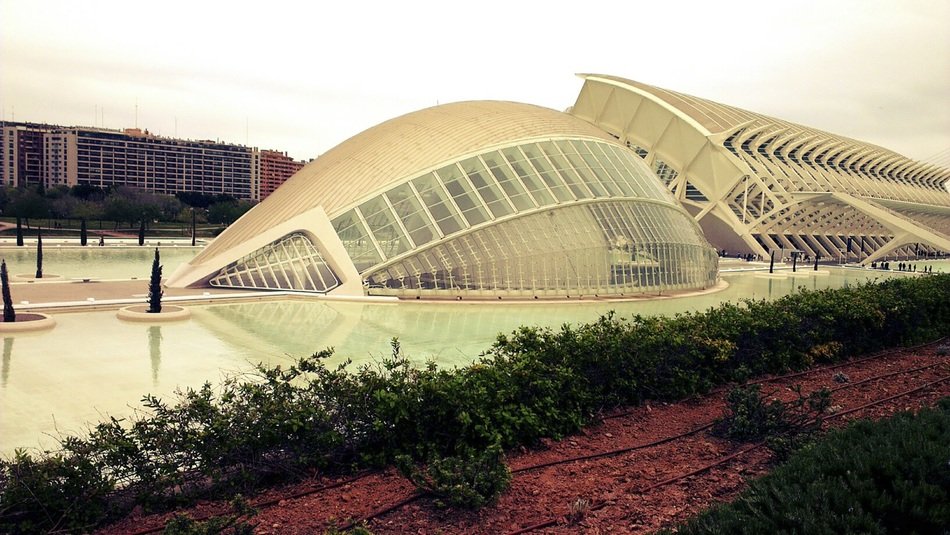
[570,75,950,264]
[167,101,720,298]
[0,122,306,201]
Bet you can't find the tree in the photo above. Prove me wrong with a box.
[207,199,255,225]
[80,218,88,246]
[35,231,43,278]
[1,260,14,322]
[191,208,196,247]
[148,248,163,313]
[103,194,137,230]
[138,219,146,246]
[70,183,106,201]
[73,200,104,225]
[15,217,23,247]
[7,186,49,227]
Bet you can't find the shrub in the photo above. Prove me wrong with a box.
[0,442,115,534]
[663,399,950,534]
[714,384,830,443]
[161,495,255,535]
[397,441,511,509]
[714,385,788,441]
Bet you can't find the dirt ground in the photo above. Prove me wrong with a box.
[97,343,949,535]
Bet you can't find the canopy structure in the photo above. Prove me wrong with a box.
[570,74,950,264]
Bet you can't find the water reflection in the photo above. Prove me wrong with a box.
[192,268,917,369]
[0,247,198,280]
[2,338,12,388]
[148,326,162,386]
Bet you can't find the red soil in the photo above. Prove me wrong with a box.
[98,343,950,535]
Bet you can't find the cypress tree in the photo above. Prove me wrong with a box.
[35,231,43,279]
[191,209,196,247]
[2,260,14,323]
[148,248,163,313]
[15,218,23,247]
[138,219,146,246]
[80,218,88,246]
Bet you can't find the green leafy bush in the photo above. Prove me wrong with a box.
[162,495,255,534]
[396,441,511,509]
[714,384,831,460]
[715,384,830,441]
[664,398,950,534]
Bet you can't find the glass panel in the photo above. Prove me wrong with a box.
[574,140,622,196]
[210,232,340,293]
[359,196,411,259]
[482,151,535,211]
[412,172,466,235]
[462,156,514,218]
[332,209,382,270]
[607,145,650,198]
[437,163,490,226]
[386,183,437,247]
[362,201,717,297]
[522,143,574,202]
[502,147,555,206]
[556,140,607,197]
[592,143,635,196]
[539,141,591,199]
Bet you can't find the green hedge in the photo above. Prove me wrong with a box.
[664,398,950,534]
[1,274,949,532]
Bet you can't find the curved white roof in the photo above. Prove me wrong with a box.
[200,101,618,261]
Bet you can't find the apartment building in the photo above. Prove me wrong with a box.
[1,122,56,188]
[259,149,305,199]
[1,122,306,201]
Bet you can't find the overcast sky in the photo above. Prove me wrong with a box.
[2,0,948,165]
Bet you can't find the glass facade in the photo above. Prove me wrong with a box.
[325,137,717,297]
[363,201,717,297]
[210,233,340,292]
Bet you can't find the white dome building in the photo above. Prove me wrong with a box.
[167,100,719,298]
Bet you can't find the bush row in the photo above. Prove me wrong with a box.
[664,398,950,534]
[1,274,949,532]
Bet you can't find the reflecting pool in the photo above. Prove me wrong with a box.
[0,257,940,454]
[0,253,950,455]
[0,244,199,280]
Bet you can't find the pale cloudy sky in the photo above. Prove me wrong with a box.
[1,0,948,164]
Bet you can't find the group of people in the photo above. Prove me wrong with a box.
[869,261,935,273]
[718,251,760,262]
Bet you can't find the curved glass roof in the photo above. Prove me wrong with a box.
[194,101,619,265]
[330,137,677,273]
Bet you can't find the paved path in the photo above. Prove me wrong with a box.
[6,278,256,313]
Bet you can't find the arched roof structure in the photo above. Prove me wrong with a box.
[168,100,719,298]
[570,74,950,264]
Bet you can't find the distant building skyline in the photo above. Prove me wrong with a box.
[1,120,307,201]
